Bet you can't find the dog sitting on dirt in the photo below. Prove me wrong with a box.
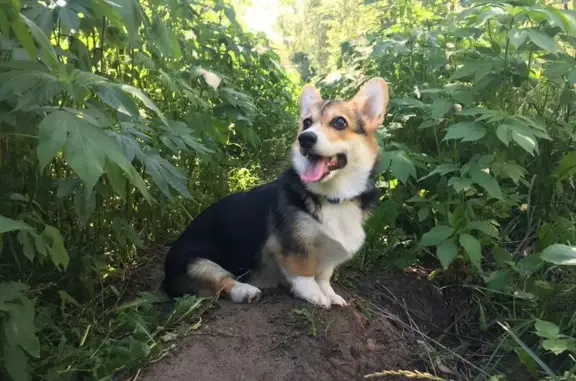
[162,77,389,309]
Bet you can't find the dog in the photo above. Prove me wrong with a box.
[162,77,389,308]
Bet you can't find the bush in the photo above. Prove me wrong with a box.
[0,0,295,379]
[314,0,576,378]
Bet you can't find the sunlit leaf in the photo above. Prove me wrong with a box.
[527,29,561,54]
[541,244,576,266]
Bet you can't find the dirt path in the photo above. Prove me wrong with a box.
[137,257,453,381]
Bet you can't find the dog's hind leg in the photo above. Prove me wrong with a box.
[186,258,262,303]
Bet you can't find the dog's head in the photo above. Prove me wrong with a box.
[291,77,389,200]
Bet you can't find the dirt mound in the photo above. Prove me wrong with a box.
[139,268,451,381]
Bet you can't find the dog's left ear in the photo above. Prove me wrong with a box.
[299,84,322,119]
[352,77,389,129]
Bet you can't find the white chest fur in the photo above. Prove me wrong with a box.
[317,201,366,256]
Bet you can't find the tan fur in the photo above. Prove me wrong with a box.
[186,258,234,296]
[274,252,317,277]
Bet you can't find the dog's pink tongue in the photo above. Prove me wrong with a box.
[301,157,328,183]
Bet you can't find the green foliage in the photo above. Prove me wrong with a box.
[305,0,576,378]
[0,0,296,379]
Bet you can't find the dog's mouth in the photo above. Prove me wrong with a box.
[299,153,347,183]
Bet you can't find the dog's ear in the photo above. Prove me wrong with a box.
[352,77,389,129]
[299,84,322,119]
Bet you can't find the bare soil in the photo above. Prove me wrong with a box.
[132,246,454,381]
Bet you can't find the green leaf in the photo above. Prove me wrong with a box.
[492,162,525,185]
[485,269,510,291]
[466,220,499,238]
[380,150,416,184]
[470,170,505,200]
[553,151,576,181]
[508,27,527,49]
[459,233,482,270]
[41,225,69,270]
[436,241,458,269]
[58,6,80,33]
[535,319,560,340]
[493,247,514,266]
[448,176,473,193]
[451,61,491,80]
[120,85,168,126]
[150,16,181,59]
[20,14,58,67]
[141,151,191,199]
[443,122,486,142]
[527,29,561,54]
[418,207,429,222]
[37,110,72,170]
[0,215,33,234]
[17,231,35,262]
[3,342,30,381]
[542,339,568,355]
[511,128,537,155]
[74,184,96,224]
[430,99,453,119]
[420,225,453,247]
[63,119,106,191]
[417,119,437,129]
[514,254,544,276]
[97,86,140,117]
[496,124,512,146]
[2,292,39,359]
[10,17,37,60]
[419,163,459,180]
[541,244,576,266]
[106,160,126,198]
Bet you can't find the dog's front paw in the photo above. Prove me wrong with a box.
[230,282,262,304]
[327,292,347,307]
[318,280,348,307]
[290,277,331,309]
[301,290,331,309]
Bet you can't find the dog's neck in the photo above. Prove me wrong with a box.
[306,172,374,203]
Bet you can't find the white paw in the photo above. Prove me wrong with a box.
[229,282,262,304]
[290,276,331,309]
[327,292,347,307]
[299,289,331,309]
[317,280,347,307]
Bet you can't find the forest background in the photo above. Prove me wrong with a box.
[1,0,576,380]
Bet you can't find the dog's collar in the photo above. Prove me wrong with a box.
[323,184,377,205]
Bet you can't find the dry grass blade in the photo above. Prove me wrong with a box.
[364,369,446,380]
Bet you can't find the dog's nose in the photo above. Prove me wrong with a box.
[298,132,318,149]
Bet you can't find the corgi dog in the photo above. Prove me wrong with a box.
[162,77,389,308]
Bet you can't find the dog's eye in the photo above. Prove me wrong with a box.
[330,116,347,130]
[302,117,313,130]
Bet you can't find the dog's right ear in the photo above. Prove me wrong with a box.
[352,77,389,130]
[299,84,322,119]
